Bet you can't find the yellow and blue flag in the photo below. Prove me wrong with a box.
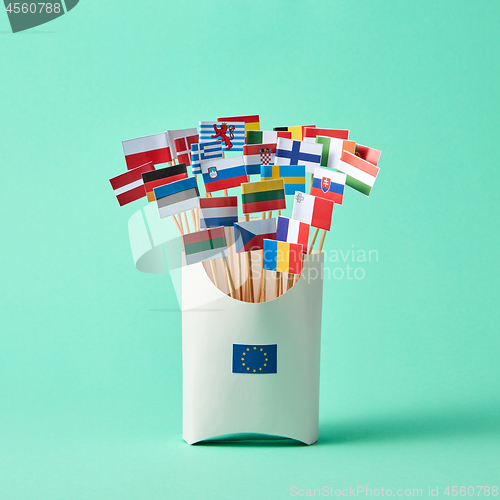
[261,164,306,195]
[232,344,277,374]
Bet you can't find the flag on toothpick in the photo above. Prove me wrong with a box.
[234,219,277,253]
[273,125,315,141]
[167,128,199,166]
[243,143,277,176]
[246,130,292,145]
[276,216,309,254]
[310,167,346,205]
[154,176,200,218]
[199,197,238,229]
[142,164,188,202]
[122,132,172,170]
[263,239,303,275]
[109,162,155,206]
[183,227,228,265]
[241,179,286,214]
[337,150,380,196]
[199,121,245,151]
[190,141,223,175]
[275,138,323,174]
[315,136,356,170]
[217,115,260,139]
[201,156,248,193]
[355,144,382,166]
[291,191,333,231]
[303,127,349,142]
[261,164,306,195]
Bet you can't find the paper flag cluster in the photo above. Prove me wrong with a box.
[109,115,382,297]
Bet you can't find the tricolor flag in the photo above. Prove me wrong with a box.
[199,196,238,229]
[303,127,349,142]
[243,143,277,176]
[260,164,306,195]
[217,115,260,139]
[273,125,315,141]
[291,191,333,231]
[310,167,346,205]
[241,179,286,214]
[355,144,382,166]
[199,121,245,151]
[142,164,188,202]
[315,136,356,171]
[190,141,223,175]
[275,138,323,174]
[263,239,303,275]
[201,156,248,193]
[109,162,155,206]
[276,216,309,254]
[232,344,277,374]
[183,227,228,265]
[154,176,200,219]
[234,218,277,253]
[337,150,380,197]
[246,130,292,145]
[122,132,172,170]
[167,128,199,166]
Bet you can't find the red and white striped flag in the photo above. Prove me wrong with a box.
[109,162,155,206]
[122,133,172,170]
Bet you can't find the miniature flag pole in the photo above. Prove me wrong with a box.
[204,191,220,288]
[182,212,191,233]
[223,256,236,299]
[260,269,267,303]
[244,214,255,303]
[317,230,327,253]
[172,214,183,236]
[308,228,319,254]
[256,212,266,303]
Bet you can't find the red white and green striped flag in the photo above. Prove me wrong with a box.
[337,150,380,196]
[182,227,228,265]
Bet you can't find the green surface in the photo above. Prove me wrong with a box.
[1,1,499,499]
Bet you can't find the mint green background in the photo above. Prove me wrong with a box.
[1,1,499,499]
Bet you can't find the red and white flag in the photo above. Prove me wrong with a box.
[291,191,334,231]
[122,132,172,170]
[168,128,199,165]
[109,162,155,206]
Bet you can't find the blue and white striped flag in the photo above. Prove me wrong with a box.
[190,140,223,175]
[199,121,245,152]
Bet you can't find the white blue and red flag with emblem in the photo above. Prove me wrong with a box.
[201,156,248,193]
[310,167,346,205]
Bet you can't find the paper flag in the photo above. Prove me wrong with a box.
[276,216,310,254]
[241,179,286,214]
[142,164,188,202]
[246,130,292,145]
[183,227,228,265]
[273,125,315,141]
[122,132,172,170]
[190,141,223,175]
[337,151,380,196]
[154,176,200,218]
[109,162,155,206]
[199,121,245,151]
[310,167,346,205]
[234,219,277,253]
[199,197,238,229]
[291,191,333,231]
[243,143,277,176]
[263,239,303,275]
[201,156,248,193]
[260,164,306,195]
[275,138,323,174]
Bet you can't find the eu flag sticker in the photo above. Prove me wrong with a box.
[232,344,277,374]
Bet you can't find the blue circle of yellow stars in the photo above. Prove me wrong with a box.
[241,346,268,373]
